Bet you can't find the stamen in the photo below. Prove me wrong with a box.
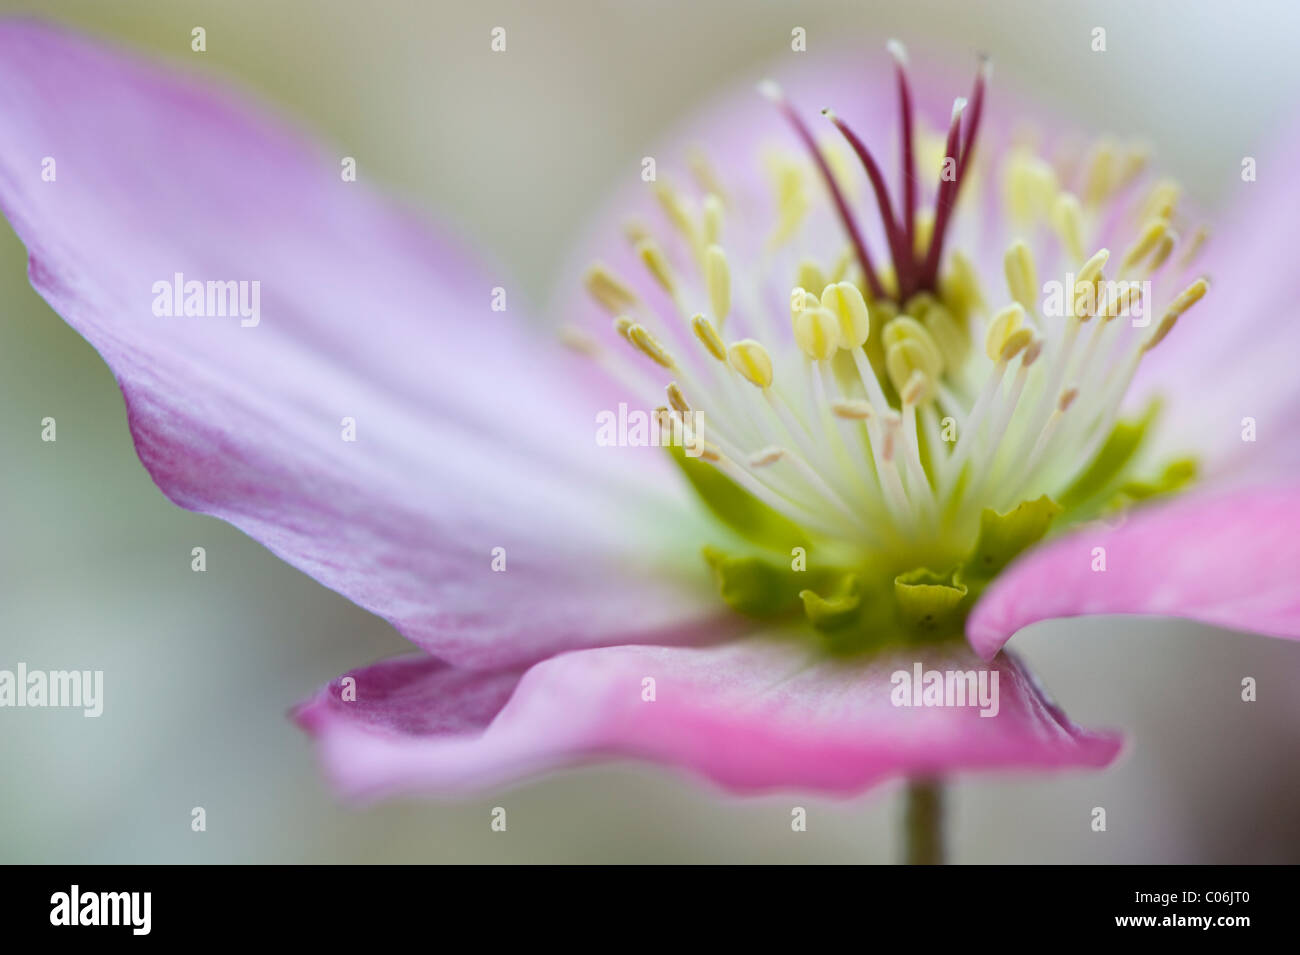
[627,323,676,369]
[636,237,678,297]
[585,263,637,313]
[691,314,728,362]
[705,244,731,326]
[760,80,885,298]
[728,339,775,388]
[1143,278,1209,351]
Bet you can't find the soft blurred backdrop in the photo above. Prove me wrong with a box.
[2,0,1298,863]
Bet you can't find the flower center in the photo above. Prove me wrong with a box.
[568,42,1210,648]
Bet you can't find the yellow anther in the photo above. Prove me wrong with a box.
[623,219,651,246]
[998,327,1035,362]
[1144,278,1209,352]
[922,303,968,369]
[699,442,723,463]
[820,281,871,348]
[702,194,724,246]
[613,315,635,341]
[1139,179,1181,223]
[728,339,775,388]
[704,244,731,325]
[666,381,691,415]
[1050,192,1086,264]
[830,398,876,420]
[1004,240,1038,311]
[1058,387,1079,412]
[691,314,727,362]
[1148,231,1177,271]
[1083,138,1118,206]
[1181,227,1209,268]
[558,324,600,356]
[1006,151,1059,224]
[636,237,677,295]
[883,316,944,377]
[688,149,728,206]
[654,181,699,247]
[1076,248,1110,286]
[886,342,935,403]
[985,303,1026,360]
[1102,281,1144,322]
[749,447,786,468]
[627,323,676,369]
[940,250,985,321]
[797,260,828,298]
[584,264,637,313]
[1121,218,1169,273]
[793,307,841,361]
[765,153,809,247]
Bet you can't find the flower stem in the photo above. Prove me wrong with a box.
[903,779,945,864]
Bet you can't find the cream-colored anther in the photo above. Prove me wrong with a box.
[727,339,775,388]
[666,382,691,415]
[627,323,676,369]
[584,264,637,313]
[941,250,985,320]
[998,327,1034,362]
[1121,218,1169,273]
[702,194,724,245]
[797,260,828,298]
[689,149,728,205]
[1004,240,1038,311]
[1058,387,1079,411]
[654,181,699,247]
[830,398,875,420]
[1083,139,1118,205]
[884,316,944,377]
[635,237,677,295]
[1076,248,1110,285]
[820,281,871,348]
[691,314,727,362]
[559,324,600,356]
[613,315,635,341]
[985,303,1026,360]
[1139,179,1180,222]
[1148,231,1177,271]
[1102,281,1144,322]
[1144,278,1209,352]
[1006,152,1058,224]
[1050,192,1086,264]
[921,303,967,369]
[793,307,841,361]
[699,442,722,463]
[748,446,787,468]
[886,341,935,403]
[1021,336,1044,366]
[705,244,731,325]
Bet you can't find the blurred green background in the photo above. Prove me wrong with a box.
[1,0,1298,863]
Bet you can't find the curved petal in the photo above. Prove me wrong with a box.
[967,483,1300,660]
[293,637,1120,801]
[0,19,724,668]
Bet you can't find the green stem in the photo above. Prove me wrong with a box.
[903,779,944,865]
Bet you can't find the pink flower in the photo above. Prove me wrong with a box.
[2,19,1296,844]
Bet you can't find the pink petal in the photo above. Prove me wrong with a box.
[1131,122,1300,480]
[968,483,1300,660]
[0,20,721,669]
[293,638,1120,801]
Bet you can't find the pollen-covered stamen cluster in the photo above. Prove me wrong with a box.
[568,42,1211,566]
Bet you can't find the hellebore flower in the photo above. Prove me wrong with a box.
[2,20,1297,862]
